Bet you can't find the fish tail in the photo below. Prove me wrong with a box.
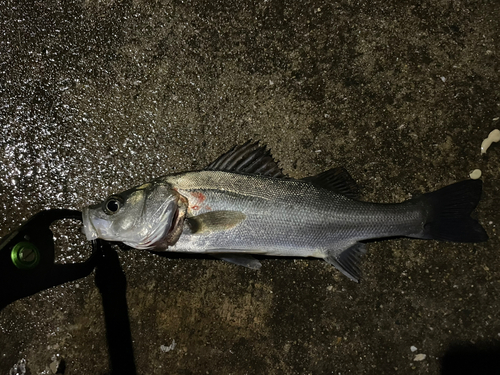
[415,180,488,242]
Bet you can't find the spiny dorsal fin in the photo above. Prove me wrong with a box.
[324,242,367,282]
[187,211,246,234]
[206,141,284,178]
[302,167,359,199]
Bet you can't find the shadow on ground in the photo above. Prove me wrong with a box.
[441,341,500,375]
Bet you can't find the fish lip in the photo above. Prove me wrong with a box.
[82,207,99,240]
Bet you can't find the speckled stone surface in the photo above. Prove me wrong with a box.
[1,1,499,374]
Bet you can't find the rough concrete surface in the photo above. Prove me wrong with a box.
[1,0,499,374]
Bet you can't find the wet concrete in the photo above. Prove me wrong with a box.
[1,0,499,374]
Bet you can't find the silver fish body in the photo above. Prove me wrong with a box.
[83,142,488,281]
[165,171,423,256]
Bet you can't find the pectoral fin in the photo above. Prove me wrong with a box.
[324,242,367,282]
[211,254,262,270]
[187,211,246,234]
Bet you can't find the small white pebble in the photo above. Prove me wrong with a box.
[160,339,176,352]
[49,359,59,373]
[414,353,426,361]
[469,169,482,179]
[410,346,417,352]
[440,76,446,82]
[493,117,499,121]
[481,129,500,154]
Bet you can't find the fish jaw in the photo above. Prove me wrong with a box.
[82,203,127,242]
[82,206,99,240]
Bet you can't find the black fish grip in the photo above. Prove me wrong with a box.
[0,209,98,309]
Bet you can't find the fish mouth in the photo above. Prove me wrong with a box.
[82,207,98,240]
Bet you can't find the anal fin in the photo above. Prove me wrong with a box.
[324,242,367,282]
[211,254,262,270]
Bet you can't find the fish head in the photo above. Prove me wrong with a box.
[82,181,186,249]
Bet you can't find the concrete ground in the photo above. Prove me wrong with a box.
[1,0,499,374]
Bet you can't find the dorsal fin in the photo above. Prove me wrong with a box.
[206,141,284,178]
[302,167,359,199]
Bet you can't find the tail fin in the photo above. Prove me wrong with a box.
[416,180,488,243]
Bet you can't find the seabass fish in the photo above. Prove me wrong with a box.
[82,142,488,281]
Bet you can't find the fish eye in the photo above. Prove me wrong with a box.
[103,196,123,215]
